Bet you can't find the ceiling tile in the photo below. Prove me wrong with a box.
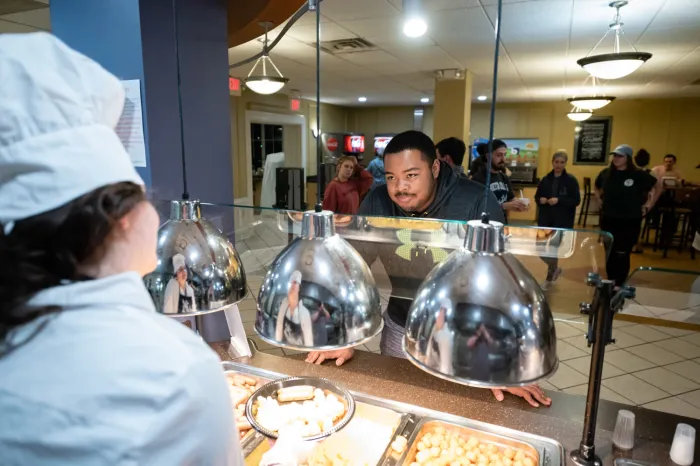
[321,0,400,22]
[286,22,357,44]
[0,6,49,29]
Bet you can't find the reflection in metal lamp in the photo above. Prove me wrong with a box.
[403,218,558,387]
[144,200,247,316]
[255,210,383,351]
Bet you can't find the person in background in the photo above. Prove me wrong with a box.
[595,144,663,287]
[163,253,196,314]
[0,32,308,466]
[436,137,468,178]
[632,149,651,253]
[275,271,313,347]
[306,131,551,408]
[651,154,683,182]
[471,139,528,217]
[322,155,373,214]
[366,149,386,190]
[534,151,580,291]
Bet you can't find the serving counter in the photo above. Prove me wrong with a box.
[211,341,697,466]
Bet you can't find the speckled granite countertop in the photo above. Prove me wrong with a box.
[210,342,697,466]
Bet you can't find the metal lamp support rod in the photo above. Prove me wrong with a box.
[484,0,503,202]
[571,273,635,466]
[310,0,323,212]
[171,0,189,200]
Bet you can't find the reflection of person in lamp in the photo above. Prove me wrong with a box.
[275,270,313,346]
[163,253,195,314]
[426,300,454,375]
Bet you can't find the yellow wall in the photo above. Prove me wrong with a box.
[229,90,349,199]
[345,106,435,163]
[470,99,700,184]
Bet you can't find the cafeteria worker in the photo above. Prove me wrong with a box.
[0,33,309,466]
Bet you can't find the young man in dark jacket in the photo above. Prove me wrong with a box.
[306,130,551,408]
[534,150,581,290]
[436,137,468,179]
[471,139,528,219]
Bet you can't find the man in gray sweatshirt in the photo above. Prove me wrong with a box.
[306,131,551,408]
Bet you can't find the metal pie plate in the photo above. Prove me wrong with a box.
[245,376,356,442]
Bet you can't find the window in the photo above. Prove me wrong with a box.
[251,123,283,171]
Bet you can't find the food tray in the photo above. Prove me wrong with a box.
[400,419,540,466]
[222,368,271,447]
[244,401,403,466]
[245,376,356,442]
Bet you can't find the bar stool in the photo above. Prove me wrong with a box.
[578,177,594,227]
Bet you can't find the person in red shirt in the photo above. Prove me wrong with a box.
[322,155,373,214]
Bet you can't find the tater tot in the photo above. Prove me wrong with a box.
[503,458,513,466]
[466,451,477,462]
[487,444,498,453]
[456,447,465,456]
[435,426,446,434]
[514,451,525,461]
[478,454,489,463]
[418,441,427,451]
[478,444,488,453]
[467,437,479,448]
[503,448,515,460]
[417,450,431,463]
[513,461,523,466]
[431,447,441,458]
[523,458,534,466]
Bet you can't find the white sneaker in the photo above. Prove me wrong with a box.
[551,267,563,283]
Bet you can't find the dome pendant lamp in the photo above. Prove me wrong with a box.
[577,1,652,80]
[245,22,289,95]
[567,107,593,122]
[568,76,616,111]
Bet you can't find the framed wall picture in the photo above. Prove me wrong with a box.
[573,117,613,165]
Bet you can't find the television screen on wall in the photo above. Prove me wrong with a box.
[374,134,394,157]
[343,134,365,154]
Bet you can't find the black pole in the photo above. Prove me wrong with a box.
[171,0,189,200]
[570,278,615,466]
[313,0,322,212]
[484,0,503,199]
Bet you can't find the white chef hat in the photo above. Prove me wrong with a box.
[289,270,302,284]
[172,254,186,272]
[0,32,143,235]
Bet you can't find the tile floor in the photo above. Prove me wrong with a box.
[232,211,700,420]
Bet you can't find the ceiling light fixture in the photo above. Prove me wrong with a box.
[245,22,289,95]
[577,1,652,80]
[567,107,593,122]
[567,75,616,110]
[420,97,430,103]
[403,0,428,38]
[358,96,367,102]
[477,95,488,101]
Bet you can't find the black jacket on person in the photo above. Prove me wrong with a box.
[534,170,580,229]
[353,161,505,328]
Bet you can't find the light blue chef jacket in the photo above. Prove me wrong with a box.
[0,272,243,465]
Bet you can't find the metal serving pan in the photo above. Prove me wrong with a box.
[245,376,356,442]
[399,418,539,466]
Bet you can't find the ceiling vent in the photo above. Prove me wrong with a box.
[315,38,378,55]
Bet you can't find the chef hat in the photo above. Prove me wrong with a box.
[0,32,143,234]
[172,254,186,272]
[289,270,302,284]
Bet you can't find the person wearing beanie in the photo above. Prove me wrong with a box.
[0,32,310,466]
[594,144,663,287]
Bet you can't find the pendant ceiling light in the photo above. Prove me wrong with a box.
[403,0,428,38]
[145,0,247,319]
[567,76,616,111]
[245,22,289,95]
[254,0,383,351]
[577,1,652,80]
[567,107,593,121]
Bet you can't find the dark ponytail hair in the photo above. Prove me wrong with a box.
[0,182,145,346]
[634,148,650,168]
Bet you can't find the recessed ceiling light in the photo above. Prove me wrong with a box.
[403,17,427,37]
[420,97,430,103]
[358,96,367,102]
[477,95,487,101]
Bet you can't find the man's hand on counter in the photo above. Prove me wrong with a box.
[305,348,354,366]
[491,385,551,408]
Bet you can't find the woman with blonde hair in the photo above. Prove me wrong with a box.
[322,155,373,214]
[535,150,580,290]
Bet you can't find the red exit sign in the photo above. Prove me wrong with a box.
[229,77,241,96]
[290,98,301,112]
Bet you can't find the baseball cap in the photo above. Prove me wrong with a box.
[611,144,633,158]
